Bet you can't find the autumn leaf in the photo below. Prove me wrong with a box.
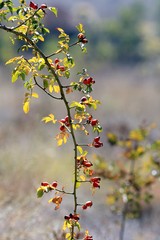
[55,131,69,146]
[42,114,57,124]
[23,101,30,114]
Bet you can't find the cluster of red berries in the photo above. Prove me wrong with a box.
[90,177,101,188]
[59,116,70,132]
[77,33,88,44]
[92,136,103,148]
[64,213,80,221]
[29,1,47,10]
[83,77,95,85]
[82,201,93,210]
[41,181,58,189]
[51,58,65,72]
[87,115,98,126]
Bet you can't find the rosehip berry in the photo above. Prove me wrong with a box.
[82,38,88,43]
[40,4,47,9]
[80,96,87,102]
[60,119,66,124]
[82,160,93,168]
[91,119,98,126]
[29,1,38,9]
[60,125,66,132]
[87,77,95,84]
[72,214,80,221]
[94,136,100,143]
[65,116,69,122]
[82,204,88,210]
[51,181,58,188]
[90,177,101,183]
[93,181,100,188]
[83,79,89,85]
[85,201,93,207]
[77,33,85,40]
[41,182,49,186]
[54,58,60,64]
[57,64,65,71]
[84,236,93,240]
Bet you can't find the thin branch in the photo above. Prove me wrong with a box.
[34,77,62,100]
[46,41,79,58]
[12,9,40,30]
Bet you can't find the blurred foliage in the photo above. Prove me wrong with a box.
[94,123,160,218]
[1,2,160,65]
[88,3,145,63]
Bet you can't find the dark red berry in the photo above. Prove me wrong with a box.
[29,1,38,9]
[40,4,47,9]
[41,182,49,186]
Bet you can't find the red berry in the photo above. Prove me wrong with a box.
[72,214,80,221]
[60,119,66,124]
[83,79,89,85]
[82,38,88,44]
[93,181,100,188]
[65,116,69,122]
[90,177,101,183]
[91,119,98,126]
[54,58,60,64]
[60,125,66,132]
[85,201,93,207]
[51,181,58,188]
[29,1,38,9]
[57,65,65,71]
[94,136,100,143]
[40,4,47,9]
[82,160,93,168]
[41,182,49,186]
[87,77,94,84]
[80,96,87,102]
[82,204,88,210]
[77,33,85,40]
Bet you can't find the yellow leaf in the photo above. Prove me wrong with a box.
[5,56,23,65]
[65,233,71,239]
[48,198,53,203]
[16,25,28,34]
[57,27,64,33]
[38,35,44,41]
[57,139,63,146]
[77,146,83,154]
[80,175,86,181]
[23,101,30,114]
[53,85,60,93]
[49,84,53,93]
[32,92,39,98]
[56,132,69,146]
[42,114,57,124]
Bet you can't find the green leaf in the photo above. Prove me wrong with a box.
[43,79,49,89]
[76,181,81,189]
[48,7,58,17]
[37,188,44,198]
[76,23,84,33]
[65,70,70,79]
[0,2,5,9]
[12,70,20,83]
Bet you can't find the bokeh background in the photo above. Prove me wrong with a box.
[1,0,160,239]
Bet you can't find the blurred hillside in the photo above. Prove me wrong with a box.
[1,1,160,64]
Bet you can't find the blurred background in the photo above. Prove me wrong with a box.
[1,0,160,239]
